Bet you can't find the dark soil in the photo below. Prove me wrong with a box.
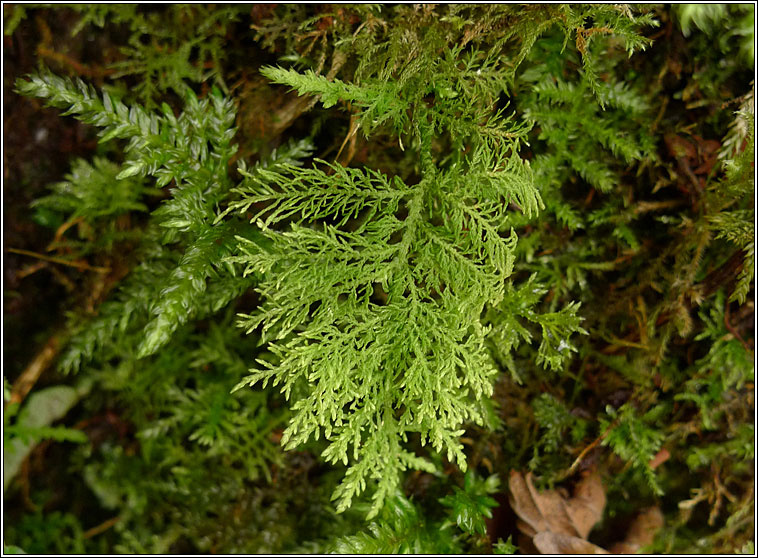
[3,9,101,381]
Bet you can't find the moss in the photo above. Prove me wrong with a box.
[4,4,753,553]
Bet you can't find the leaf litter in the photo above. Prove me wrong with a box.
[508,470,663,554]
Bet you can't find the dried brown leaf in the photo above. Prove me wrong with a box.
[508,470,577,537]
[534,532,610,555]
[508,470,606,539]
[566,470,607,539]
[509,471,662,555]
[608,507,664,554]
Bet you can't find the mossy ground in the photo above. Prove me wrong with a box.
[3,5,754,554]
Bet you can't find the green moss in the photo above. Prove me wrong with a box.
[4,4,753,553]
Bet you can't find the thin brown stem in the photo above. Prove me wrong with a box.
[8,332,64,407]
[83,516,120,539]
[7,247,110,273]
[560,422,615,480]
[725,302,752,355]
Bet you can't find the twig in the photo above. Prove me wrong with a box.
[83,516,120,539]
[648,448,670,470]
[724,302,752,355]
[37,46,115,79]
[16,260,48,280]
[336,112,359,166]
[51,216,85,248]
[650,96,669,134]
[8,333,64,407]
[34,13,113,79]
[633,199,685,214]
[561,423,615,480]
[7,247,110,273]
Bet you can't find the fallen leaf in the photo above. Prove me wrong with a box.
[509,470,664,555]
[509,470,575,537]
[565,470,606,539]
[508,470,606,539]
[608,507,664,554]
[534,532,610,554]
